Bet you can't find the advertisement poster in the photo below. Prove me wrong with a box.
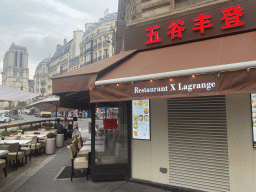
[132,99,150,140]
[251,94,256,146]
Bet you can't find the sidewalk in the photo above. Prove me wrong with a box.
[1,141,170,192]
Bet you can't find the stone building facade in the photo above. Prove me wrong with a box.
[79,9,117,66]
[34,58,50,96]
[2,43,29,91]
[118,0,243,28]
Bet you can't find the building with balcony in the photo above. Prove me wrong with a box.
[34,58,50,97]
[79,9,117,67]
[48,39,71,85]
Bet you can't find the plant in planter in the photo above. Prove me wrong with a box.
[0,130,11,139]
[45,132,56,155]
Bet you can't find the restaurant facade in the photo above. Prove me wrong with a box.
[53,1,256,191]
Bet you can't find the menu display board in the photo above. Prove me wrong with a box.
[132,99,150,140]
[251,94,256,147]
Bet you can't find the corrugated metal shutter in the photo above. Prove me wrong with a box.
[168,95,230,192]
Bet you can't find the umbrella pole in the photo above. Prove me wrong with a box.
[55,105,58,129]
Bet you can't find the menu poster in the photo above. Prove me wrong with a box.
[132,99,150,140]
[251,94,256,147]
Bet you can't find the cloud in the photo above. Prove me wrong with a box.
[0,0,118,84]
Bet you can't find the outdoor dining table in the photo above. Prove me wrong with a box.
[84,140,105,145]
[26,134,46,138]
[80,145,105,152]
[0,140,32,145]
[87,136,106,140]
[0,150,9,158]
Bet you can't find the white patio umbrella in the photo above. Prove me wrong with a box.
[0,85,39,102]
[26,96,72,113]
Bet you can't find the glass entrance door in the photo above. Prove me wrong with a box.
[91,102,130,181]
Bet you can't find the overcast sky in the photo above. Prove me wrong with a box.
[0,0,118,82]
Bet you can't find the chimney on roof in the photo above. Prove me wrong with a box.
[85,23,93,31]
[64,38,67,45]
[49,53,51,58]
[57,44,62,51]
[104,8,109,17]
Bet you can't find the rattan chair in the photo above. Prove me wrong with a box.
[67,144,88,181]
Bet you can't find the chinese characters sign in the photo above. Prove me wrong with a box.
[132,99,150,140]
[124,1,255,51]
[145,5,244,44]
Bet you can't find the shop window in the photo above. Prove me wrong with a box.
[94,105,128,165]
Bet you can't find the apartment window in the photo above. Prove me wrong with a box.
[106,25,111,32]
[95,53,97,59]
[86,42,91,50]
[20,72,23,77]
[104,49,109,58]
[97,29,100,34]
[104,36,109,41]
[86,54,91,62]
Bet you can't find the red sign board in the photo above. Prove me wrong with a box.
[145,5,244,45]
[124,1,255,51]
[104,119,117,129]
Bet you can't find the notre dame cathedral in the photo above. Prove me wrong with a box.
[2,43,29,91]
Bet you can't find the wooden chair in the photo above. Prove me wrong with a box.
[67,144,88,181]
[5,142,24,170]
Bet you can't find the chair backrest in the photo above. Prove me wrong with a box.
[0,144,10,151]
[30,136,37,144]
[73,139,78,152]
[67,144,74,160]
[5,142,19,152]
[4,136,19,140]
[77,137,83,150]
[20,136,28,140]
[24,131,35,135]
